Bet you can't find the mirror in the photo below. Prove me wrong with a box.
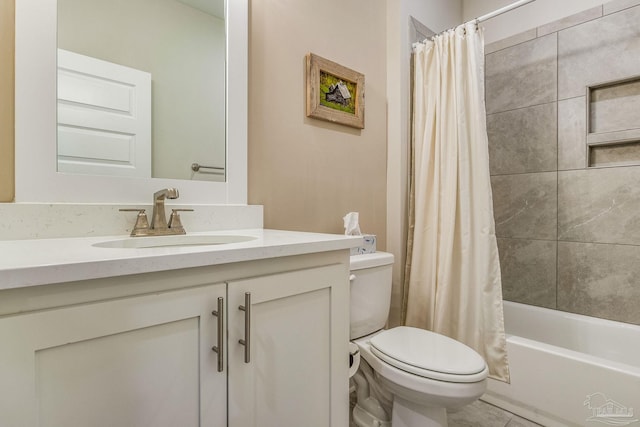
[14,0,247,204]
[57,0,226,182]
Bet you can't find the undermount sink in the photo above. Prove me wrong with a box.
[93,234,257,249]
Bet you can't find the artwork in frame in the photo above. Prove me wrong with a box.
[306,53,365,129]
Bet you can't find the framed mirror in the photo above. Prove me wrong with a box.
[14,0,247,204]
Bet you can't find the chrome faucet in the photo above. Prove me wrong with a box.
[151,188,179,231]
[120,188,193,237]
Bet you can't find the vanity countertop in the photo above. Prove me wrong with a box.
[0,229,363,291]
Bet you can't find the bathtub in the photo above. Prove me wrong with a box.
[482,301,640,427]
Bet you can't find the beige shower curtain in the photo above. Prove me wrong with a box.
[404,22,509,382]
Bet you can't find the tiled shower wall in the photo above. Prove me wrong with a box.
[485,0,640,325]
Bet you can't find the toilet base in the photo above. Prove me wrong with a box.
[352,403,391,427]
[392,396,448,427]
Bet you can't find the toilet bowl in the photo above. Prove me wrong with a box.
[353,329,488,426]
[349,252,488,427]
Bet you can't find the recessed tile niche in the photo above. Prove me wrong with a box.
[587,77,640,167]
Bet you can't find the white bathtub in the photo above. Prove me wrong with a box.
[483,301,640,427]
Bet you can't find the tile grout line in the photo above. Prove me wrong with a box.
[497,235,640,248]
[538,6,604,39]
[486,32,537,56]
[487,100,556,117]
[604,2,640,16]
[491,162,640,178]
[556,28,560,311]
[490,170,557,178]
[488,93,600,117]
[497,236,557,242]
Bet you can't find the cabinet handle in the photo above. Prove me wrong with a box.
[211,297,224,372]
[238,292,251,363]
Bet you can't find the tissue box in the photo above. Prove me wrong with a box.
[350,234,377,255]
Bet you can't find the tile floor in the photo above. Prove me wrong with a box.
[448,400,542,427]
[349,399,543,427]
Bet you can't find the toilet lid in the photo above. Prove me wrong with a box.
[369,327,487,381]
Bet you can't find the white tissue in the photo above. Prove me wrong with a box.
[343,212,362,236]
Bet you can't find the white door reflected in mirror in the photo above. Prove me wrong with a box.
[57,0,226,182]
[57,49,152,178]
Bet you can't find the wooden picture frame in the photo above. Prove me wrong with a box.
[306,53,365,129]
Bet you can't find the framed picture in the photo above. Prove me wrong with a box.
[306,53,365,129]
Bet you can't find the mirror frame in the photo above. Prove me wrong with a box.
[15,0,247,204]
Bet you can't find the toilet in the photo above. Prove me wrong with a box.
[349,252,488,427]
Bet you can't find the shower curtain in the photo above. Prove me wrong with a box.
[403,22,509,382]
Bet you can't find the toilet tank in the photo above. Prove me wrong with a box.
[350,252,395,340]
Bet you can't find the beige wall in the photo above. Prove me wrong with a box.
[248,0,388,247]
[0,0,14,202]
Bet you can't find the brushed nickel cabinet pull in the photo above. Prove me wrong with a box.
[211,297,224,372]
[238,292,251,363]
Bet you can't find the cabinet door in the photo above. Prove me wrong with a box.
[228,264,349,427]
[0,284,226,427]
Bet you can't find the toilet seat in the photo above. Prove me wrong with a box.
[369,327,488,383]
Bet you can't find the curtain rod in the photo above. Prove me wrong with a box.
[419,0,536,43]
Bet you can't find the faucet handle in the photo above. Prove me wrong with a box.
[168,209,194,234]
[120,209,150,236]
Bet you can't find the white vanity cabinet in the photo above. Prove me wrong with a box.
[227,264,348,427]
[0,252,350,427]
[0,283,228,427]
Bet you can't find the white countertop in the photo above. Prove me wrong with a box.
[0,229,363,291]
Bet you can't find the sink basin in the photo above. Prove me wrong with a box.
[93,234,257,249]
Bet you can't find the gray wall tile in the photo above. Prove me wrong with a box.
[485,28,537,55]
[491,172,557,240]
[558,167,640,245]
[604,0,640,15]
[487,102,557,175]
[537,6,603,37]
[558,5,640,100]
[498,238,557,309]
[486,33,557,114]
[487,6,640,323]
[558,241,640,324]
[558,96,587,170]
